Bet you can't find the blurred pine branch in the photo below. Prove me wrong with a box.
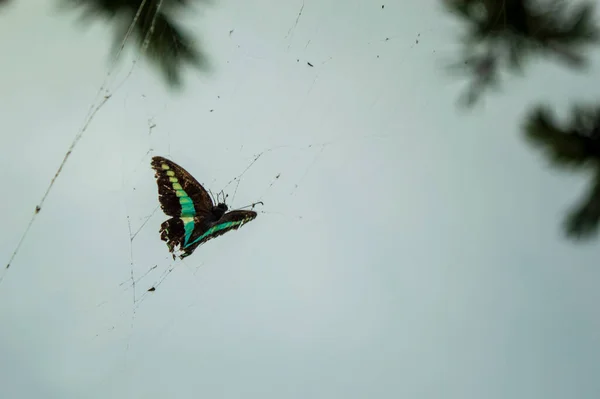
[524,105,600,239]
[62,0,212,89]
[444,0,599,106]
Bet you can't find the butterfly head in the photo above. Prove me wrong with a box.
[212,202,228,219]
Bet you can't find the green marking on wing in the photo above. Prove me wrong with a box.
[180,216,195,246]
[176,189,195,245]
[179,197,195,216]
[159,161,197,245]
[184,219,250,248]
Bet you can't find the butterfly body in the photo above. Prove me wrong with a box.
[151,156,256,259]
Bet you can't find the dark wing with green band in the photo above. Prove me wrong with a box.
[151,156,258,260]
[178,210,257,259]
[158,217,209,258]
[151,156,214,218]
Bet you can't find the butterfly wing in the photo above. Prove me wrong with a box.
[178,210,257,259]
[158,217,205,259]
[151,156,214,218]
[151,156,257,259]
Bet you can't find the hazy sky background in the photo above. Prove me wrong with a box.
[1,0,600,398]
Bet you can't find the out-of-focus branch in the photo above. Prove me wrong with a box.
[444,0,599,106]
[62,0,212,89]
[524,104,600,239]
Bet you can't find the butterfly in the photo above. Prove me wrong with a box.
[151,156,257,259]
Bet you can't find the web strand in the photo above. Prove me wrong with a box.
[1,0,164,285]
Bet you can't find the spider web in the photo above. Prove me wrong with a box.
[81,103,389,358]
[107,129,385,322]
[1,0,399,372]
[0,0,165,284]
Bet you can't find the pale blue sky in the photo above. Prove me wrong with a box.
[1,1,599,398]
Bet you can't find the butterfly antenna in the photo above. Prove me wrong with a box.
[208,189,216,205]
[236,201,264,210]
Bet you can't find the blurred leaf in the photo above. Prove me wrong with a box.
[444,0,600,106]
[524,104,600,239]
[523,106,600,168]
[565,168,600,239]
[62,0,212,89]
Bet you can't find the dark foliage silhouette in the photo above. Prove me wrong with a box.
[63,0,212,88]
[444,0,599,106]
[445,0,600,242]
[525,105,600,239]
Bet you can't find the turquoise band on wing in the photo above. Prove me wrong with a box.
[174,188,196,246]
[179,196,196,216]
[185,220,245,248]
[153,156,258,260]
[162,165,197,246]
[182,217,195,247]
